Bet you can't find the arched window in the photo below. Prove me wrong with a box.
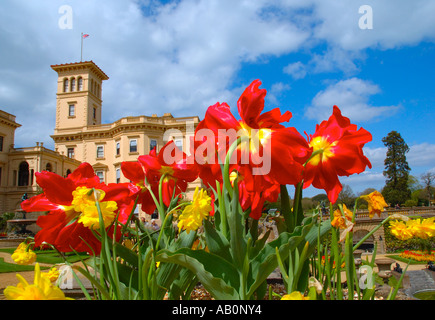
[45,163,52,172]
[63,78,69,93]
[66,169,71,177]
[18,161,29,186]
[70,78,76,92]
[78,77,83,91]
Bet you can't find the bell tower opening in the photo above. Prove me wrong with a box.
[51,61,109,131]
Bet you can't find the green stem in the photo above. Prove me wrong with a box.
[303,149,324,167]
[223,136,250,197]
[329,203,342,300]
[155,202,188,251]
[216,180,228,239]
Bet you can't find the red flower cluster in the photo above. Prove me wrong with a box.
[192,80,372,218]
[22,163,134,254]
[121,140,198,213]
[22,79,373,253]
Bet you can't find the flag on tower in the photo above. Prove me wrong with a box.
[81,33,90,61]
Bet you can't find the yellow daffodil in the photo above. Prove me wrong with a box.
[360,190,388,218]
[412,217,435,239]
[43,267,60,282]
[77,199,118,230]
[177,187,212,234]
[331,204,353,229]
[389,220,414,241]
[390,217,435,240]
[281,291,309,300]
[11,243,37,265]
[4,263,73,300]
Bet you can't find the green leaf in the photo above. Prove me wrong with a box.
[112,242,139,268]
[227,182,247,269]
[203,219,232,263]
[168,268,197,300]
[156,248,240,300]
[246,224,309,298]
[280,185,294,232]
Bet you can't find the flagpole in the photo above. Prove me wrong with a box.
[81,32,83,62]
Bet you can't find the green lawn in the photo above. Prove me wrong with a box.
[0,248,90,273]
[0,257,44,273]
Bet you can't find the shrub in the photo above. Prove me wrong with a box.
[404,199,417,207]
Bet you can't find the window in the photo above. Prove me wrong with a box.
[67,148,75,159]
[63,79,69,93]
[174,138,183,151]
[116,142,120,156]
[45,163,52,172]
[93,107,97,120]
[96,171,104,183]
[0,136,3,152]
[69,104,75,117]
[150,139,157,152]
[78,77,83,91]
[116,169,121,184]
[129,139,137,153]
[96,145,104,158]
[18,161,29,186]
[70,78,76,92]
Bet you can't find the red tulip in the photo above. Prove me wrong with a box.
[303,106,372,203]
[21,163,133,254]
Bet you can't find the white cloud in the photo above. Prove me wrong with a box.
[309,0,435,51]
[0,0,312,148]
[266,82,291,106]
[305,78,401,122]
[1,0,434,150]
[408,143,435,168]
[283,61,307,79]
[363,146,386,169]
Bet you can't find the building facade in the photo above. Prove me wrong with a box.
[1,60,201,219]
[50,61,201,214]
[0,110,80,214]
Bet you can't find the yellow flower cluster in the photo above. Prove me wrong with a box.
[11,242,37,265]
[65,186,118,230]
[360,190,388,218]
[177,187,212,234]
[331,204,353,229]
[389,217,435,241]
[4,263,71,300]
[281,291,309,300]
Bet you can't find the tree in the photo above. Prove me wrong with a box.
[421,172,435,205]
[408,175,423,193]
[381,131,411,206]
[337,184,356,208]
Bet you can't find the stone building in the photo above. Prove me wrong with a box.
[0,110,80,214]
[49,61,201,203]
[1,60,201,219]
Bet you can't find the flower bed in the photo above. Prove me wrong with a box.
[399,250,435,263]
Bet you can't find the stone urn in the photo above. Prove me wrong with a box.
[375,258,395,273]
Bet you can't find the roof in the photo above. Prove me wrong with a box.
[51,61,109,80]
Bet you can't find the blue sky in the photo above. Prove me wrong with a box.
[0,0,434,198]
